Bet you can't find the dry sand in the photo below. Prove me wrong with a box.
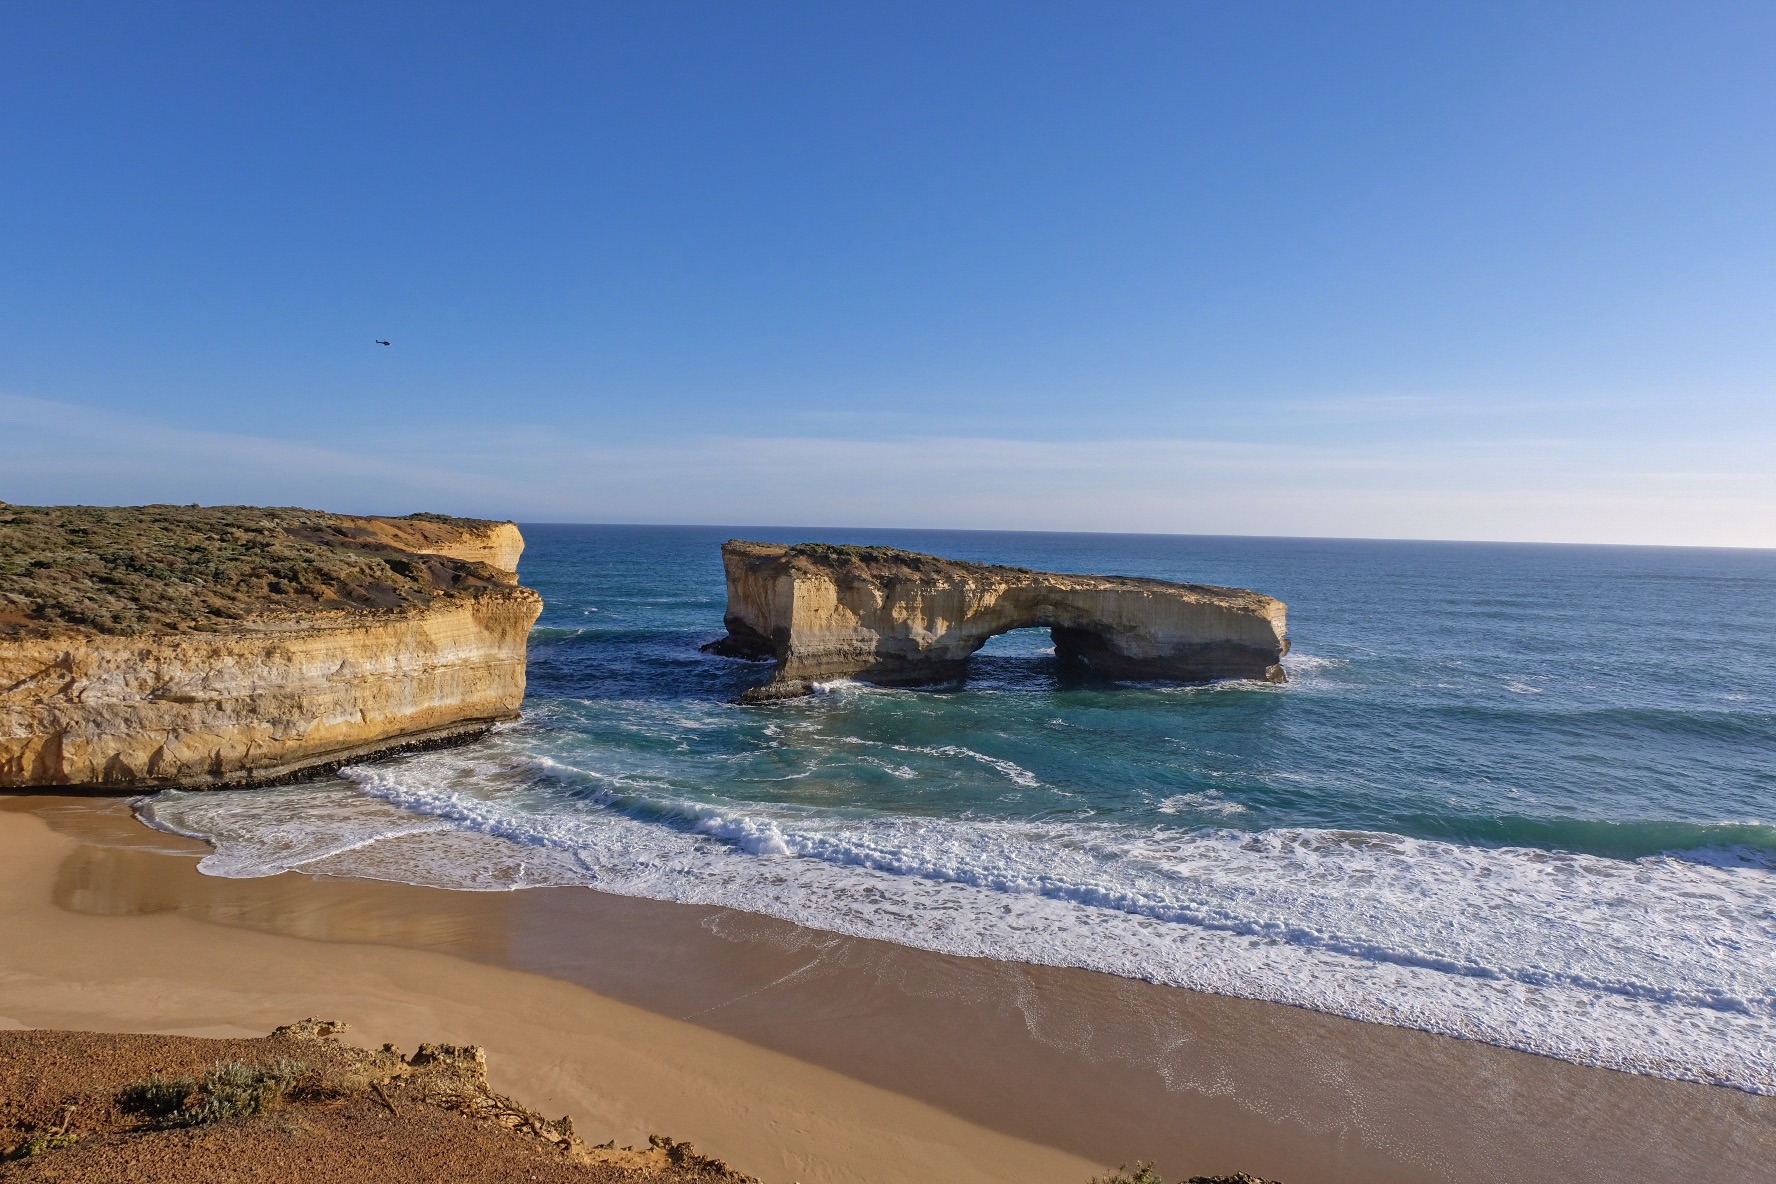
[0,801,1100,1184]
[3,793,1772,1184]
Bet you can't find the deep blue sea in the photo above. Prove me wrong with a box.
[145,526,1776,1092]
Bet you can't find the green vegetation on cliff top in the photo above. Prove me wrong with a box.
[0,504,514,638]
[781,541,1034,574]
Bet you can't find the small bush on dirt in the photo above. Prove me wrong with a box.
[1091,1165,1164,1184]
[1091,1170,1281,1184]
[119,1059,307,1128]
[3,1131,79,1160]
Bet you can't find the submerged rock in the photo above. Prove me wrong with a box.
[704,541,1289,702]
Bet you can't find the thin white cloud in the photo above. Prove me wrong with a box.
[1,391,532,511]
[4,392,1773,547]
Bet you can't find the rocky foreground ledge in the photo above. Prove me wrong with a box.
[704,541,1289,703]
[0,1021,756,1182]
[0,504,542,790]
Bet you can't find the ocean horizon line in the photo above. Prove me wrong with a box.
[509,520,1776,555]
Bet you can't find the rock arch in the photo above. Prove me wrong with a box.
[703,541,1289,703]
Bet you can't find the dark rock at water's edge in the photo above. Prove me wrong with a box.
[736,679,813,705]
[705,540,1289,703]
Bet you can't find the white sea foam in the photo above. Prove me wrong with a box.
[140,750,1776,1096]
[895,744,1042,787]
[832,735,1043,787]
[1156,791,1249,817]
[810,678,909,696]
[1279,652,1343,671]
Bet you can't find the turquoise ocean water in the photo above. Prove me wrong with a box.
[143,526,1776,1092]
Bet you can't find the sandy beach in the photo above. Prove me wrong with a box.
[3,793,1772,1184]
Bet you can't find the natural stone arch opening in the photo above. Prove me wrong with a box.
[970,626,1054,659]
[703,541,1290,703]
[947,614,1145,674]
[948,621,1150,691]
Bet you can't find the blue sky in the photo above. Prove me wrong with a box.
[4,2,1773,544]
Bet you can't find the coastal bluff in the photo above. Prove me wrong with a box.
[0,504,542,790]
[704,541,1289,702]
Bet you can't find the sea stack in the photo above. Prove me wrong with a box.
[0,505,543,789]
[704,541,1289,702]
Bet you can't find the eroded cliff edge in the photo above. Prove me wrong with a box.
[0,504,542,789]
[703,541,1289,702]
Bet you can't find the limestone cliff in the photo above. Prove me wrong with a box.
[704,541,1289,702]
[0,505,543,789]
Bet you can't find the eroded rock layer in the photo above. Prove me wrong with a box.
[705,541,1289,702]
[0,505,542,789]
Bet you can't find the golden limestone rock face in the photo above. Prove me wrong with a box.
[0,505,542,789]
[704,541,1289,703]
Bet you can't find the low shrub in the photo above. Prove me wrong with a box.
[1092,1165,1164,1184]
[3,1131,79,1160]
[118,1058,307,1128]
[1089,1167,1279,1184]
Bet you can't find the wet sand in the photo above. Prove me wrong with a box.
[4,794,1772,1184]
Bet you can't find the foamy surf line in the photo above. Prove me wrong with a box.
[139,755,1776,1098]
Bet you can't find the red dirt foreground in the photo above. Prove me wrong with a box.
[0,1020,756,1183]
